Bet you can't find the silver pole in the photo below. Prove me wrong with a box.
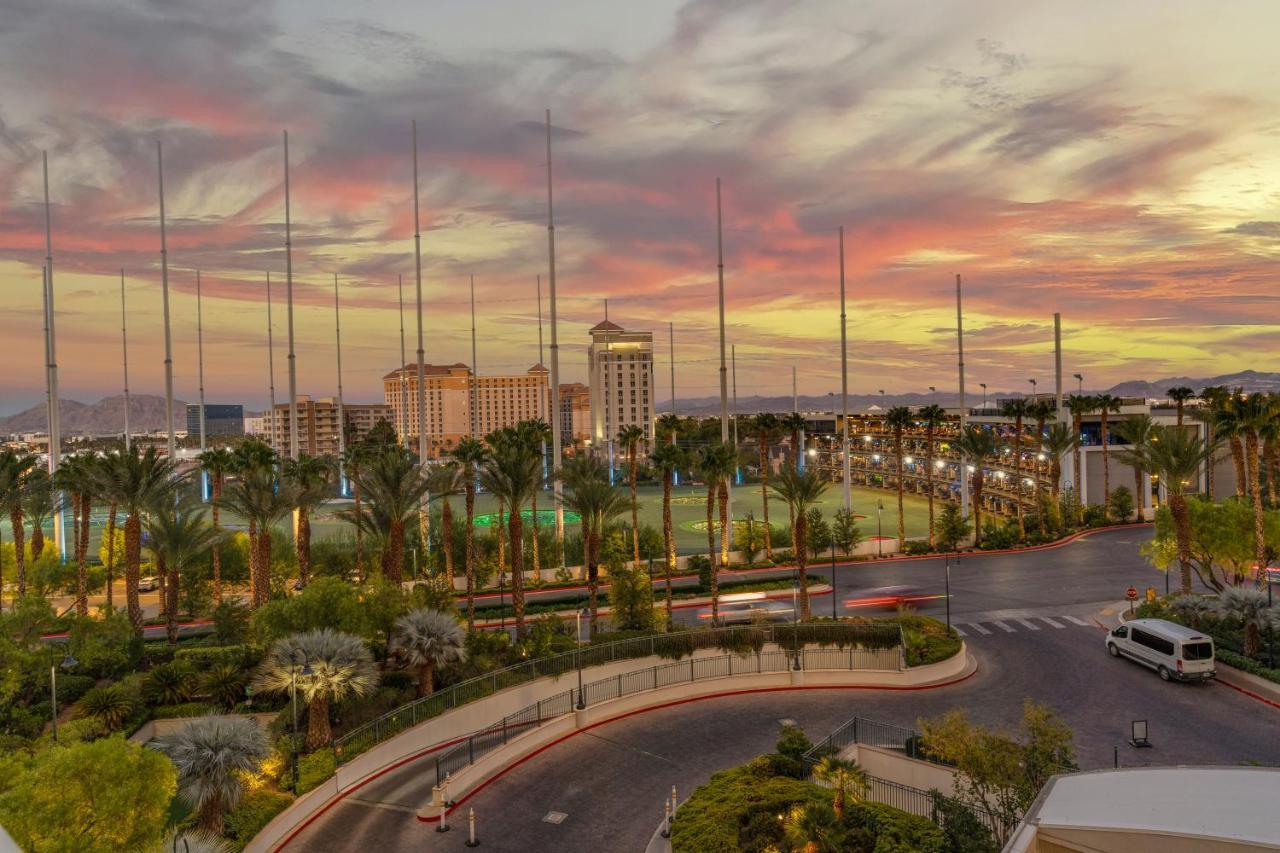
[792,367,797,412]
[545,109,564,545]
[731,344,738,449]
[398,273,408,446]
[1053,312,1063,419]
[42,265,64,560]
[716,178,731,522]
[412,121,428,465]
[469,274,479,439]
[956,274,968,519]
[537,275,547,476]
[196,270,207,499]
[839,227,851,511]
[41,155,64,561]
[333,273,346,465]
[157,142,176,462]
[283,131,299,460]
[669,322,676,417]
[266,272,277,452]
[604,299,613,478]
[120,270,131,451]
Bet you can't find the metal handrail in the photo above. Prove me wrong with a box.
[333,622,900,763]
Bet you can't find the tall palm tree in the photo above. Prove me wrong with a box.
[515,419,553,581]
[282,453,334,589]
[55,455,96,617]
[1093,393,1123,507]
[0,451,35,607]
[155,715,269,835]
[145,504,222,644]
[770,467,828,620]
[780,412,807,472]
[218,468,297,607]
[917,405,947,546]
[562,472,629,636]
[955,426,999,547]
[656,413,682,446]
[884,406,913,545]
[252,629,377,750]
[1236,392,1273,572]
[1029,399,1057,443]
[649,441,687,626]
[198,448,236,602]
[341,447,430,588]
[340,444,370,579]
[388,607,467,696]
[1144,425,1213,594]
[616,424,646,567]
[999,399,1030,540]
[97,446,180,632]
[698,443,737,571]
[1198,385,1229,499]
[1040,423,1078,501]
[478,439,542,638]
[22,469,53,566]
[1166,386,1195,427]
[1066,395,1096,513]
[1114,415,1156,521]
[425,462,463,582]
[750,413,781,558]
[449,438,489,629]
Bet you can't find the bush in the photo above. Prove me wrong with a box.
[978,517,1019,550]
[847,801,948,852]
[148,701,215,719]
[1217,649,1280,684]
[50,673,96,705]
[297,747,336,793]
[688,554,713,589]
[378,670,415,692]
[223,788,294,848]
[174,644,264,670]
[142,661,198,706]
[900,539,934,556]
[931,791,998,853]
[66,610,141,678]
[212,599,252,645]
[775,724,812,761]
[670,764,828,853]
[1108,486,1135,523]
[1082,504,1110,527]
[79,684,138,731]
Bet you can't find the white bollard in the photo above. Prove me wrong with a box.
[465,807,479,847]
[661,801,671,838]
[436,801,450,833]
[443,771,453,805]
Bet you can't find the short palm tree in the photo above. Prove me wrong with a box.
[449,437,490,629]
[771,467,828,620]
[999,399,1030,540]
[617,424,647,567]
[283,453,334,588]
[146,504,223,644]
[1218,587,1278,658]
[341,447,430,587]
[198,448,236,602]
[1040,423,1078,501]
[917,405,947,546]
[22,469,54,568]
[154,715,270,835]
[253,629,378,750]
[1167,386,1195,427]
[1168,594,1211,629]
[0,450,36,607]
[884,406,913,544]
[562,472,629,636]
[649,441,687,625]
[813,755,868,819]
[1114,415,1156,521]
[782,802,844,853]
[955,426,999,547]
[1094,393,1123,506]
[1144,425,1213,594]
[750,413,781,558]
[478,439,543,637]
[426,462,464,582]
[656,413,681,446]
[388,608,467,696]
[1028,399,1057,442]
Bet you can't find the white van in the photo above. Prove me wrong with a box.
[1106,619,1215,682]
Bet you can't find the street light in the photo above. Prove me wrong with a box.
[288,648,313,795]
[1028,378,1037,397]
[928,386,936,395]
[979,383,987,409]
[1073,373,1083,395]
[575,607,588,710]
[876,500,884,557]
[829,541,838,620]
[49,643,77,742]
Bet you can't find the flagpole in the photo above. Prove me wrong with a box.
[120,270,131,451]
[545,109,565,547]
[283,131,299,459]
[157,142,176,462]
[839,226,851,512]
[196,270,207,498]
[266,272,277,452]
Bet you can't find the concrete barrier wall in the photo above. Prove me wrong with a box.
[843,744,957,797]
[128,711,280,745]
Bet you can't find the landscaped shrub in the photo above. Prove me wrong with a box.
[66,610,141,678]
[377,671,415,693]
[223,788,293,849]
[296,747,336,793]
[49,674,96,705]
[775,724,812,762]
[148,702,216,720]
[1082,504,1110,527]
[212,599,252,645]
[978,517,1019,550]
[78,684,138,731]
[900,539,934,556]
[142,661,199,706]
[201,663,248,710]
[1217,649,1280,685]
[688,554,713,589]
[931,791,998,853]
[670,763,828,853]
[1108,486,1135,523]
[847,801,948,852]
[175,644,264,670]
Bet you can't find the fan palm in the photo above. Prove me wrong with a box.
[253,629,377,750]
[770,467,828,620]
[656,413,682,446]
[1113,415,1157,521]
[1236,392,1274,572]
[0,450,36,607]
[22,469,54,567]
[884,406,914,545]
[198,448,236,602]
[1066,395,1095,517]
[1040,423,1078,500]
[1166,386,1195,427]
[780,412,807,472]
[449,437,489,629]
[388,607,467,696]
[1144,425,1213,593]
[479,440,543,637]
[999,399,1030,541]
[750,413,781,558]
[917,405,947,546]
[1029,399,1057,442]
[813,755,868,819]
[515,419,553,581]
[562,473,629,636]
[341,447,430,587]
[146,503,223,644]
[617,424,647,567]
[955,426,999,547]
[425,462,464,581]
[698,443,737,571]
[155,715,270,834]
[781,801,845,853]
[1218,587,1278,658]
[282,453,334,588]
[649,441,687,626]
[1093,393,1123,506]
[217,467,298,607]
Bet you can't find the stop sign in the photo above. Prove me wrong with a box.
[1125,586,1138,600]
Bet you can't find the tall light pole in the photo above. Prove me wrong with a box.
[669,322,677,417]
[979,382,987,410]
[545,109,565,547]
[1054,313,1064,421]
[398,274,408,446]
[119,271,131,451]
[283,131,299,460]
[537,275,548,479]
[40,154,64,556]
[196,270,207,497]
[1073,373,1084,395]
[332,273,347,491]
[157,142,176,462]
[715,178,731,523]
[265,273,278,452]
[955,274,968,521]
[731,344,739,484]
[838,226,851,512]
[469,274,479,439]
[1028,378,1037,398]
[411,121,431,556]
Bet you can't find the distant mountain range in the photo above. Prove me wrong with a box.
[0,395,185,436]
[659,370,1280,416]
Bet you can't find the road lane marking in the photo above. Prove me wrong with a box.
[952,625,967,637]
[1016,619,1041,631]
[993,621,1015,633]
[1040,616,1065,628]
[1064,616,1091,626]
[967,623,992,635]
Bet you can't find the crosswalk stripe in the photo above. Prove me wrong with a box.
[1016,619,1041,631]
[952,625,967,637]
[1040,616,1065,629]
[967,623,992,635]
[1064,616,1091,626]
[993,621,1015,633]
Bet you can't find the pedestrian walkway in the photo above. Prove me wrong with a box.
[950,612,1095,638]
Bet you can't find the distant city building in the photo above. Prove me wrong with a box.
[243,414,268,437]
[270,396,392,456]
[185,404,244,438]
[587,319,653,447]
[381,363,551,457]
[558,382,592,448]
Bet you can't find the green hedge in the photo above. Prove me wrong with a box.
[1217,649,1280,685]
[174,644,264,669]
[224,788,293,850]
[297,748,336,794]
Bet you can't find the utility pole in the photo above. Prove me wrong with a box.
[955,274,968,520]
[545,109,565,547]
[283,131,299,460]
[669,322,676,417]
[41,152,64,558]
[411,121,428,465]
[731,344,739,482]
[157,142,176,463]
[120,270,131,451]
[537,275,548,478]
[838,226,851,512]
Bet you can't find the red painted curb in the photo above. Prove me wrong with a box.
[1213,677,1280,711]
[415,661,980,823]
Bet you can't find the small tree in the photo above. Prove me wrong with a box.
[805,507,832,559]
[812,755,868,819]
[388,608,467,696]
[1218,587,1278,658]
[935,503,972,552]
[831,508,863,556]
[155,715,270,835]
[603,530,655,630]
[733,511,766,564]
[1108,486,1135,524]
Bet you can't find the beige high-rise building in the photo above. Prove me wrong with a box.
[587,320,653,447]
[382,363,551,457]
[270,396,393,456]
[559,382,592,448]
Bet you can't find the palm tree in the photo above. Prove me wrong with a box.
[999,399,1030,540]
[0,451,36,607]
[252,629,377,751]
[1029,399,1057,443]
[449,438,489,629]
[781,802,844,853]
[340,444,370,579]
[656,413,682,446]
[146,504,222,644]
[697,443,737,570]
[562,473,629,636]
[1198,385,1229,499]
[425,462,463,583]
[478,439,542,638]
[617,424,646,567]
[1093,393,1122,507]
[884,406,913,545]
[781,412,807,472]
[750,413,781,558]
[155,715,270,835]
[1066,395,1096,515]
[1144,425,1213,594]
[515,419,553,581]
[54,455,96,616]
[282,453,334,589]
[218,467,298,607]
[917,405,947,546]
[1219,587,1277,658]
[197,448,236,603]
[813,756,868,820]
[1236,392,1273,572]
[22,469,53,566]
[97,447,180,633]
[388,608,467,696]
[1114,415,1157,521]
[341,447,430,588]
[1040,423,1078,501]
[649,442,686,627]
[771,467,829,620]
[1167,386,1195,427]
[955,427,999,547]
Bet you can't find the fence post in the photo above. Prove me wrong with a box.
[853,718,858,745]
[849,645,853,670]
[468,736,474,765]
[688,658,695,682]
[536,699,542,726]
[492,672,498,695]
[375,719,381,743]
[502,717,508,744]
[617,672,622,697]
[653,665,658,691]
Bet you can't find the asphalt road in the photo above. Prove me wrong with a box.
[285,527,1280,853]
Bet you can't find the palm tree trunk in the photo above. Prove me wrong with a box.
[718,478,730,567]
[587,529,601,637]
[792,429,801,471]
[1266,437,1278,508]
[104,503,117,609]
[125,514,143,634]
[163,555,179,645]
[296,508,311,587]
[76,493,89,617]
[352,479,366,580]
[198,793,226,836]
[509,508,526,638]
[255,529,272,607]
[662,470,674,626]
[1248,431,1265,572]
[442,499,455,579]
[760,440,772,558]
[925,427,936,546]
[1133,464,1144,522]
[247,520,258,604]
[1206,423,1216,500]
[210,476,222,603]
[1050,460,1062,500]
[705,482,716,567]
[1170,492,1193,594]
[464,482,476,630]
[1101,414,1112,507]
[630,452,641,568]
[9,508,25,605]
[1072,413,1083,503]
[1228,436,1245,497]
[795,511,810,620]
[1014,417,1025,540]
[972,474,985,547]
[894,431,905,544]
[530,489,541,583]
[417,661,435,697]
[307,693,331,751]
[30,516,44,564]
[496,497,506,575]
[383,519,404,586]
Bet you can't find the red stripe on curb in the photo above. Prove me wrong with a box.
[1213,677,1280,711]
[414,662,980,823]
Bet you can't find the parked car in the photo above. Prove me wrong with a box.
[1106,618,1215,682]
[137,576,160,592]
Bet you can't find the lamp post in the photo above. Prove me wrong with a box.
[876,500,884,557]
[1029,378,1037,398]
[1073,373,1083,395]
[49,643,77,742]
[829,541,838,620]
[575,607,587,710]
[979,383,987,410]
[928,386,936,395]
[944,554,952,635]
[498,571,507,634]
[791,566,801,670]
[288,649,312,795]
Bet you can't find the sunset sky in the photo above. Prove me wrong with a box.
[2,0,1279,415]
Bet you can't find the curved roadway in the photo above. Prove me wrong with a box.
[286,528,1280,852]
